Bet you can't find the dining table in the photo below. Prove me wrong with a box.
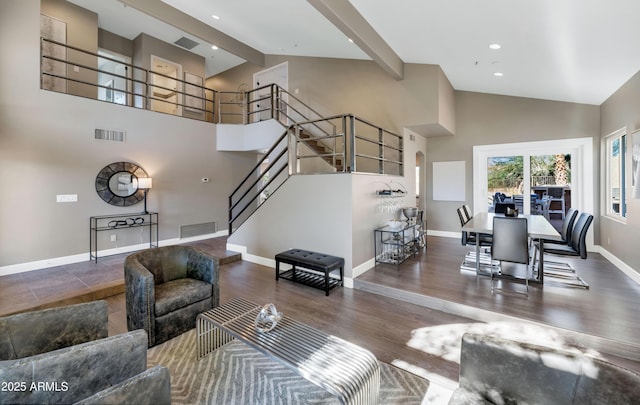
[461,212,561,285]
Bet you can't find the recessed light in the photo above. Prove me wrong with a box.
[348,38,354,43]
[489,43,501,50]
[211,14,220,20]
[211,45,218,50]
[493,72,504,77]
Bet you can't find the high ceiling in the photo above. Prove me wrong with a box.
[68,0,640,105]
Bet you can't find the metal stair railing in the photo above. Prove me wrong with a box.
[228,112,403,234]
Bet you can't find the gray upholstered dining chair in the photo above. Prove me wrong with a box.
[533,212,592,264]
[532,207,579,270]
[125,245,220,347]
[491,216,530,295]
[458,206,492,270]
[457,206,492,248]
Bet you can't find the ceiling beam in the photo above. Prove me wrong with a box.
[119,0,265,67]
[307,0,403,80]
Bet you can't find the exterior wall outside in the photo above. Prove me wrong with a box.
[0,0,253,268]
[599,70,640,271]
[426,91,601,241]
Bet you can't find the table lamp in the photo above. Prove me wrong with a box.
[138,177,152,214]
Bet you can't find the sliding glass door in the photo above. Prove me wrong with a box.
[487,156,523,211]
[473,138,592,221]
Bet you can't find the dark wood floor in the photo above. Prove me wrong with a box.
[2,235,640,393]
[357,236,640,348]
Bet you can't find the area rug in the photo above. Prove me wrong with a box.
[148,329,430,404]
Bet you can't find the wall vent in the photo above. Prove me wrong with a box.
[174,36,199,50]
[180,221,217,239]
[95,128,126,142]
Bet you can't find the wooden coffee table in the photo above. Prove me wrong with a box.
[196,297,380,404]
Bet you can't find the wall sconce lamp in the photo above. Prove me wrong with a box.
[138,177,153,214]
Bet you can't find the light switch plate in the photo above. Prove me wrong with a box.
[56,194,78,203]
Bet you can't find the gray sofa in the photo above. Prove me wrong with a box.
[449,332,640,405]
[125,245,220,347]
[0,301,171,404]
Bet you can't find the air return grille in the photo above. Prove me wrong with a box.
[95,128,125,142]
[180,221,217,239]
[174,36,199,50]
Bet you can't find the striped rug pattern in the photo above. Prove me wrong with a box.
[148,329,430,404]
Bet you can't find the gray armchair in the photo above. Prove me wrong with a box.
[0,301,171,405]
[449,333,640,404]
[125,245,220,347]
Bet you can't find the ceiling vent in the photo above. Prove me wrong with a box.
[95,128,125,142]
[174,36,199,50]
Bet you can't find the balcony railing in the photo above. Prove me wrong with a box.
[40,37,214,121]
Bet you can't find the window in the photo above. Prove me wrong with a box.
[473,137,593,221]
[605,128,627,219]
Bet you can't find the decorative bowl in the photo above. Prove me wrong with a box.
[402,207,418,219]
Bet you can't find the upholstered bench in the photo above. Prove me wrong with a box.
[275,249,344,296]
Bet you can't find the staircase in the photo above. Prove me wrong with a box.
[225,84,404,235]
[298,129,344,171]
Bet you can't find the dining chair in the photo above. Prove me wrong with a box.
[532,207,578,270]
[462,204,473,221]
[546,186,566,219]
[532,195,551,218]
[457,206,492,269]
[491,216,530,295]
[532,212,593,289]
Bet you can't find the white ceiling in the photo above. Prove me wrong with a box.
[68,0,640,105]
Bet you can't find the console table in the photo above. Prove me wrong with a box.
[374,222,420,269]
[89,212,158,262]
[197,298,380,404]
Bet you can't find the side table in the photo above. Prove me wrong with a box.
[89,212,158,262]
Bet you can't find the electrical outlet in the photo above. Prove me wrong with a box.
[110,235,117,242]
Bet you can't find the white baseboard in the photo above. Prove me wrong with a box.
[226,243,356,289]
[352,258,375,279]
[225,243,276,268]
[595,245,640,285]
[0,231,228,277]
[427,229,459,239]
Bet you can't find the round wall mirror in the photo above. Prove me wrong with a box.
[95,162,148,206]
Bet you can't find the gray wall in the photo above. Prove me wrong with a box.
[0,0,253,268]
[41,0,98,99]
[212,57,602,237]
[599,71,640,269]
[208,55,450,136]
[427,91,601,240]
